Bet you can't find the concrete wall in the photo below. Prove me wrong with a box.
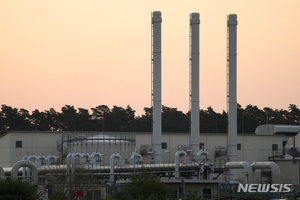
[0,131,293,168]
[275,159,300,184]
[0,133,11,167]
[135,132,290,165]
[0,131,60,167]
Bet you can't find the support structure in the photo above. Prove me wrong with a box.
[226,14,238,180]
[151,11,162,163]
[189,13,200,157]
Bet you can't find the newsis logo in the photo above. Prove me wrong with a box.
[237,184,293,193]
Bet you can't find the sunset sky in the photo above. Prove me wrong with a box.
[1,1,300,116]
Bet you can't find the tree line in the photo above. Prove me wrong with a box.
[0,104,299,136]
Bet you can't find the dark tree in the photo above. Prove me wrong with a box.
[0,105,32,133]
[287,104,300,125]
[135,107,152,132]
[123,171,168,200]
[31,109,50,131]
[103,105,136,132]
[60,105,79,131]
[44,108,61,131]
[162,106,189,133]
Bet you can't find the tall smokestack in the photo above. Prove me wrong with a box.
[227,14,238,180]
[151,11,162,163]
[189,13,200,157]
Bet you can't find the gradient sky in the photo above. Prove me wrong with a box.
[1,0,300,116]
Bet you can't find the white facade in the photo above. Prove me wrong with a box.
[0,131,294,169]
[0,131,60,167]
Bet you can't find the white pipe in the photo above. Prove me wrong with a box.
[71,152,82,174]
[22,154,29,177]
[110,153,122,182]
[130,152,142,165]
[26,155,39,177]
[227,14,238,181]
[225,162,254,184]
[196,150,209,163]
[11,160,38,185]
[91,152,102,162]
[46,155,57,165]
[27,155,39,164]
[250,162,280,183]
[81,152,91,164]
[189,13,200,157]
[66,153,72,174]
[175,150,187,178]
[0,166,4,179]
[37,155,47,167]
[151,11,162,163]
[23,153,29,160]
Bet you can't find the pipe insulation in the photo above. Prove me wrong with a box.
[110,153,122,182]
[151,11,162,163]
[225,162,254,184]
[71,152,82,174]
[250,162,281,183]
[130,152,142,165]
[11,160,38,185]
[189,13,201,157]
[175,149,187,178]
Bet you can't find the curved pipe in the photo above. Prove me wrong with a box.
[196,150,209,163]
[81,153,91,163]
[225,162,254,184]
[0,166,4,179]
[11,160,38,185]
[175,150,187,178]
[66,153,73,174]
[71,152,82,174]
[72,152,82,164]
[27,155,39,164]
[110,153,122,182]
[250,162,280,183]
[38,155,47,167]
[91,152,103,162]
[130,153,142,165]
[23,153,30,160]
[46,155,57,165]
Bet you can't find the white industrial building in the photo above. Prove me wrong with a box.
[1,11,299,199]
[0,126,299,172]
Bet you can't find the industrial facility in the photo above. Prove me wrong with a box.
[1,11,300,199]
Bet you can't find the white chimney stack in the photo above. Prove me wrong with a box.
[189,13,200,157]
[151,11,162,163]
[227,14,238,180]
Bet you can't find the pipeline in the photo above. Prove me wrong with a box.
[46,155,57,165]
[11,160,38,185]
[110,152,122,182]
[175,149,187,178]
[225,161,254,184]
[71,152,82,174]
[250,162,280,183]
[130,152,142,165]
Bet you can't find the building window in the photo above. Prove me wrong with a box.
[200,143,205,149]
[272,144,278,151]
[16,141,22,148]
[237,143,241,150]
[161,142,167,149]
